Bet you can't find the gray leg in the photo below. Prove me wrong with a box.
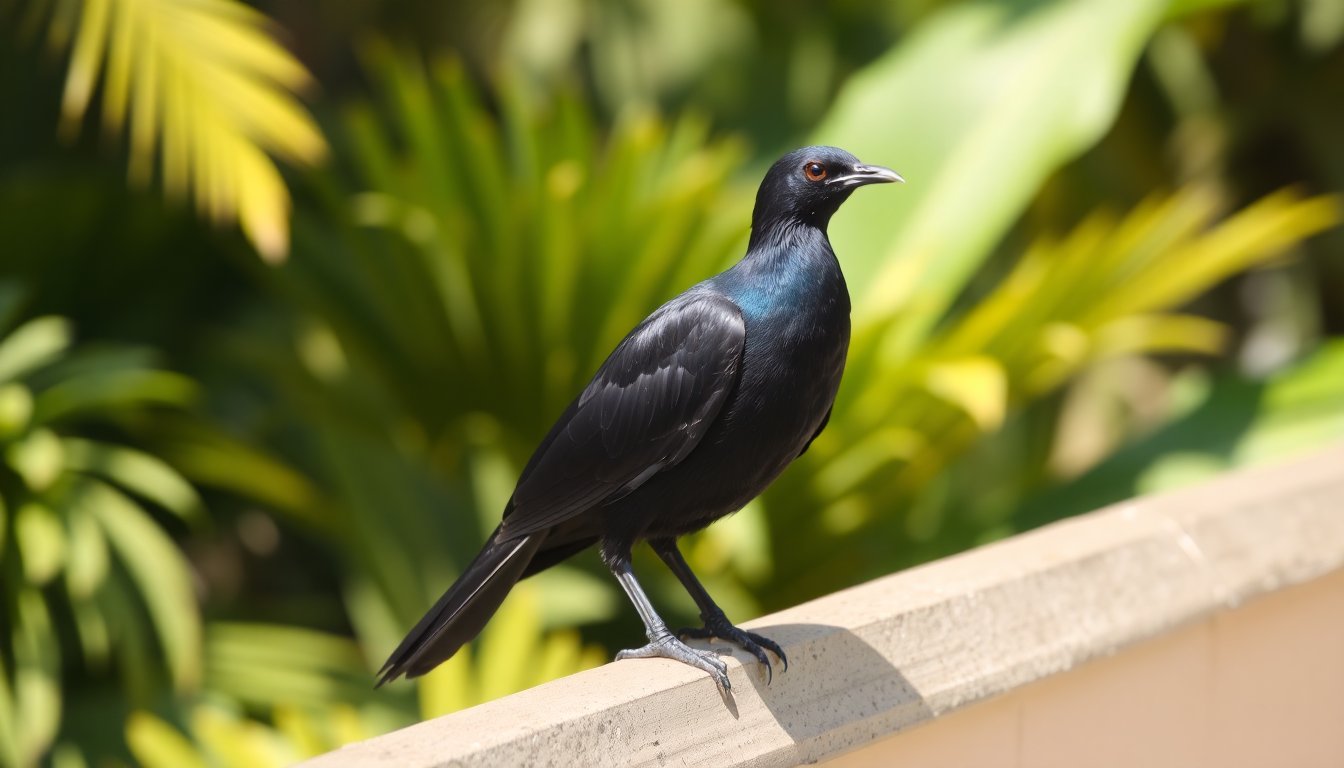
[609,555,731,691]
[651,538,788,683]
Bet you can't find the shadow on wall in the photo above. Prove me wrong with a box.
[691,621,930,754]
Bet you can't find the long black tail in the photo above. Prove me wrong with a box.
[377,528,541,685]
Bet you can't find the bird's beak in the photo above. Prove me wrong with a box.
[829,164,905,188]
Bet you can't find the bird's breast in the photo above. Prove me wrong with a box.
[725,284,849,450]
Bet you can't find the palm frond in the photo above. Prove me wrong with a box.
[47,0,326,260]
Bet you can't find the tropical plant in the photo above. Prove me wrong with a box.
[119,581,606,768]
[764,185,1337,599]
[0,284,205,767]
[16,0,326,260]
[1015,338,1344,528]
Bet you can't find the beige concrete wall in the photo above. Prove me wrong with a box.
[829,566,1344,768]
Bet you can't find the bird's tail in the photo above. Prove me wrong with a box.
[377,527,542,686]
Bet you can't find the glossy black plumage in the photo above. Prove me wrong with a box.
[378,146,900,690]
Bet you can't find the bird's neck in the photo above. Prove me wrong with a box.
[743,219,836,271]
[747,209,835,254]
[723,221,847,317]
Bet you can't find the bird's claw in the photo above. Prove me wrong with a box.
[678,617,788,684]
[616,632,731,691]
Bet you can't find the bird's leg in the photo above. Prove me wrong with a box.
[650,538,788,683]
[608,554,731,691]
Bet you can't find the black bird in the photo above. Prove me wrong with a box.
[378,146,901,691]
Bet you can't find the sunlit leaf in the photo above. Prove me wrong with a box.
[6,428,65,492]
[1019,340,1344,526]
[417,649,476,719]
[817,0,1169,345]
[0,316,72,385]
[272,706,325,760]
[33,369,197,424]
[529,566,619,628]
[49,743,91,768]
[476,583,541,702]
[204,623,370,711]
[62,437,204,523]
[191,706,291,768]
[1091,314,1227,360]
[159,428,318,521]
[64,505,110,599]
[0,384,34,440]
[126,711,207,768]
[15,502,67,585]
[923,356,1008,430]
[87,481,201,690]
[13,591,61,768]
[68,595,112,666]
[47,0,327,259]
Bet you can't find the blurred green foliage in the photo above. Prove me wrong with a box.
[2,0,1342,764]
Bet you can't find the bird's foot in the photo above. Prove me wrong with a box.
[616,631,731,691]
[678,615,787,684]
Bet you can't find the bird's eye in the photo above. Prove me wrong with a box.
[803,162,827,182]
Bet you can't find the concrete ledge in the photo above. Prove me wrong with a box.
[301,443,1344,768]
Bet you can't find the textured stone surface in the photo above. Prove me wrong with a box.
[299,443,1344,768]
[829,567,1344,768]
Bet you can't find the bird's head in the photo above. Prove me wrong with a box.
[751,146,902,244]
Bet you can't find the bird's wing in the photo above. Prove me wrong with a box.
[500,293,745,539]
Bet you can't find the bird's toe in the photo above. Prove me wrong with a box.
[678,620,788,683]
[616,633,732,691]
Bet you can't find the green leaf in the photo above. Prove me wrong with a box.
[815,0,1169,347]
[14,503,66,585]
[67,595,112,667]
[1091,314,1227,360]
[6,428,66,492]
[64,504,110,599]
[62,438,204,523]
[125,711,208,768]
[923,356,1009,430]
[0,317,72,385]
[529,566,618,628]
[1017,340,1344,527]
[417,647,477,720]
[162,430,318,522]
[190,707,293,768]
[50,743,91,768]
[12,590,61,768]
[0,383,34,440]
[86,481,202,690]
[204,624,370,711]
[476,583,541,702]
[33,369,198,424]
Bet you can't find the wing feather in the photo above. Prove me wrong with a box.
[500,294,745,538]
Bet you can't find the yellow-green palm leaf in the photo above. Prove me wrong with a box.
[52,0,326,260]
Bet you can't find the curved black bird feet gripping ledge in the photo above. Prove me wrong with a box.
[678,618,788,685]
